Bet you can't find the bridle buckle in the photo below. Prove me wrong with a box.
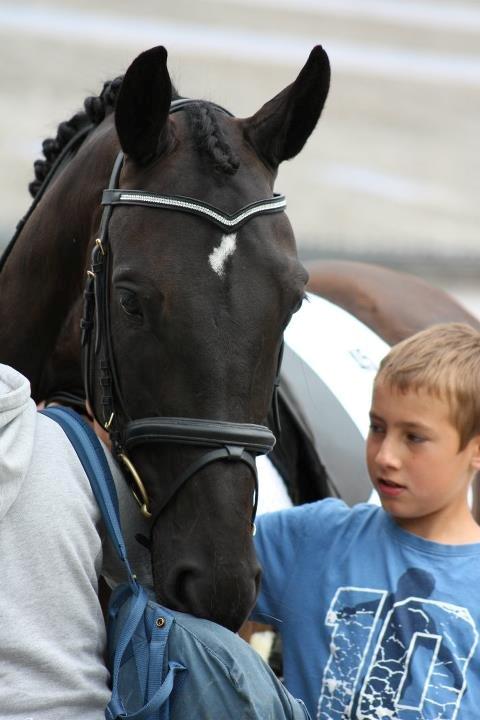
[118,452,152,519]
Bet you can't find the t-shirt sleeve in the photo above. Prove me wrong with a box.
[252,498,347,626]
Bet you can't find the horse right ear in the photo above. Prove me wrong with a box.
[115,46,173,165]
[243,46,330,170]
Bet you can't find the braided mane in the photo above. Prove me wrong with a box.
[29,80,238,197]
[29,76,124,197]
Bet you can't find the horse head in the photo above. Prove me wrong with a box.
[0,45,330,630]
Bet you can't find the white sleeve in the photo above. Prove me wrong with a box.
[256,455,293,516]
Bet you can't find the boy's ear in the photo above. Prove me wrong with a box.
[469,436,480,471]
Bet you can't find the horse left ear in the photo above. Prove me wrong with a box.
[243,46,330,169]
[115,46,173,165]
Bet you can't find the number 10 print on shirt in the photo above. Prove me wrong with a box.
[318,574,478,719]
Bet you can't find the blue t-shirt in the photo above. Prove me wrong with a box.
[253,498,480,720]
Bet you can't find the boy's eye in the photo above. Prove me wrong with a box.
[369,422,384,435]
[406,433,425,444]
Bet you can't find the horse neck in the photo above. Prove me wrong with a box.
[0,132,114,397]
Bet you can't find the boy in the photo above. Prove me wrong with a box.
[252,322,480,719]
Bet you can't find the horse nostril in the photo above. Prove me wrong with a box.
[162,566,202,615]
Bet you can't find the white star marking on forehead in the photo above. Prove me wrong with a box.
[208,233,237,277]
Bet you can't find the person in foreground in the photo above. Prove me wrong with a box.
[0,361,309,720]
[1,362,119,719]
[252,322,480,719]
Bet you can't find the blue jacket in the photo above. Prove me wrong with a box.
[164,608,310,719]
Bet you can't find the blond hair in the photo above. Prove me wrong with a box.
[375,322,480,449]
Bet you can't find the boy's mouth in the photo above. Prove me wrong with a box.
[377,478,405,496]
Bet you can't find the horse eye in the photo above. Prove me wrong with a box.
[119,290,142,319]
[292,293,307,315]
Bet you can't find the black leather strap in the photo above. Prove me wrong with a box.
[147,445,259,544]
[169,97,234,117]
[124,417,275,453]
[101,190,287,233]
[174,446,258,494]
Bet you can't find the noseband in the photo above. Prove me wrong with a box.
[81,98,285,527]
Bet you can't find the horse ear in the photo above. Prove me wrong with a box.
[115,46,173,165]
[243,46,330,169]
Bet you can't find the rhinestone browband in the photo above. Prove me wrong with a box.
[101,189,286,232]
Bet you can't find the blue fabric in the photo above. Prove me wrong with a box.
[41,407,131,569]
[42,408,183,720]
[253,498,480,720]
[45,407,310,720]
[160,606,311,720]
[108,588,312,720]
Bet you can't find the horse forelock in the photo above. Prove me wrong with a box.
[186,102,239,177]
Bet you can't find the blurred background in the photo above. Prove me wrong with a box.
[1,0,479,313]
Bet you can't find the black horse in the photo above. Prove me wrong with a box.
[0,45,331,631]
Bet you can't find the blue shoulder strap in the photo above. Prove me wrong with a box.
[42,406,138,589]
[42,407,184,720]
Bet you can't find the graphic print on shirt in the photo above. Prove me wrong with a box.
[317,568,478,720]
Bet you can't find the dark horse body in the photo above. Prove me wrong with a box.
[308,259,480,345]
[0,46,331,630]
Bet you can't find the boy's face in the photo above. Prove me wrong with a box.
[366,381,480,530]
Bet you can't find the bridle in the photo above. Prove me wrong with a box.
[80,98,286,528]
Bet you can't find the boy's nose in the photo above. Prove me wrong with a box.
[375,438,401,469]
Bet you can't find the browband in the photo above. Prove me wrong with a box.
[101,191,286,233]
[100,95,285,233]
